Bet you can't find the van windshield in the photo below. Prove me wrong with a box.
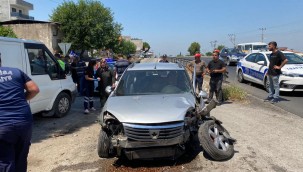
[253,45,267,51]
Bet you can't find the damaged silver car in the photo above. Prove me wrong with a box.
[97,62,236,161]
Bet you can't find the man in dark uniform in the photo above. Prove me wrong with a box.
[114,55,132,80]
[264,41,288,104]
[0,54,39,172]
[206,51,226,105]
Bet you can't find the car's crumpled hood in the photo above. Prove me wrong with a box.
[282,64,303,75]
[105,93,195,124]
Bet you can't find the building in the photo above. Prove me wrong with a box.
[1,20,63,52]
[122,36,143,52]
[0,0,34,21]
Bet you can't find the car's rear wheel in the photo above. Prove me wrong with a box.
[237,70,244,83]
[198,120,234,161]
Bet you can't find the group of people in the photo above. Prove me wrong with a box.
[78,55,133,114]
[187,51,226,105]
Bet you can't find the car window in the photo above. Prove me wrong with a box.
[255,54,267,66]
[245,54,257,62]
[115,70,192,96]
[267,53,303,64]
[27,48,60,79]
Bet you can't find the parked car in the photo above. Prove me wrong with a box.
[97,62,235,161]
[237,51,303,92]
[220,47,246,66]
[0,37,77,117]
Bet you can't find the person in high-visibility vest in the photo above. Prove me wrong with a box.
[54,53,66,71]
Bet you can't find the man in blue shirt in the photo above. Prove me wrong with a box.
[0,54,39,172]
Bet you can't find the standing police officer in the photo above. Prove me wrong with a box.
[0,53,39,172]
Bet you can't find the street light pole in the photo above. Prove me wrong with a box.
[228,34,236,47]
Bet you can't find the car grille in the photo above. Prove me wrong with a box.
[123,122,184,141]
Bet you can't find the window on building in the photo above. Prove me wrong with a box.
[19,10,22,14]
[12,8,16,12]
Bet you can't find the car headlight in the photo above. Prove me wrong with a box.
[282,72,299,77]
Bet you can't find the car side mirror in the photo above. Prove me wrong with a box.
[105,86,113,95]
[257,61,265,65]
[199,90,208,99]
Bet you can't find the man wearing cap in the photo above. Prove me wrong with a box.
[159,54,169,63]
[187,53,206,92]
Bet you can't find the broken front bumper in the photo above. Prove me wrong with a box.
[111,122,190,159]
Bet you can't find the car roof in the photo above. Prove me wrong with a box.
[0,36,42,44]
[127,62,184,71]
[247,51,294,55]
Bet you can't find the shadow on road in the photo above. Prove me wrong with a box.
[31,97,100,143]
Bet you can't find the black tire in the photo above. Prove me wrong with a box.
[53,92,71,118]
[264,77,270,92]
[237,70,244,83]
[226,58,231,66]
[97,129,111,158]
[198,120,234,161]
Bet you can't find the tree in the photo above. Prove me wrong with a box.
[50,0,122,57]
[217,45,225,51]
[0,26,17,38]
[142,42,150,52]
[188,42,200,55]
[114,40,136,56]
[206,52,213,56]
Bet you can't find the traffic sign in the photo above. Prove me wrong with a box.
[58,43,72,56]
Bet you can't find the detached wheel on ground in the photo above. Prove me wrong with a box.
[198,120,234,161]
[97,129,112,158]
[237,70,244,83]
[52,92,71,118]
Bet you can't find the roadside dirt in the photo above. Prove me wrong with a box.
[27,94,303,172]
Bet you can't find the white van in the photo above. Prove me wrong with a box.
[0,37,77,117]
[237,42,267,54]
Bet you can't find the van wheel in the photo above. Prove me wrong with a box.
[53,92,71,118]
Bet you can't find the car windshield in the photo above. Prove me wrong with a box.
[253,45,267,51]
[230,48,244,54]
[266,53,303,64]
[115,70,192,96]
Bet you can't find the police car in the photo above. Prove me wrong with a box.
[236,51,303,92]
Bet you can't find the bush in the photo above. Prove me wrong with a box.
[223,85,247,101]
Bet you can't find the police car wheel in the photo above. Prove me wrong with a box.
[237,70,244,83]
[264,77,270,92]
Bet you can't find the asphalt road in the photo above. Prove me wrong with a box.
[174,56,303,117]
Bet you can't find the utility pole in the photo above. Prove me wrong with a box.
[228,34,236,47]
[210,40,217,50]
[259,28,266,43]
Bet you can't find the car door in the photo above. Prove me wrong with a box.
[253,53,268,85]
[24,43,63,113]
[241,53,257,82]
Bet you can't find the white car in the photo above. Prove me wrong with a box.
[236,51,303,92]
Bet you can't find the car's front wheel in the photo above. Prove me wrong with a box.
[97,129,112,158]
[53,92,71,118]
[198,120,234,161]
[237,70,244,83]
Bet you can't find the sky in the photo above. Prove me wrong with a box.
[27,0,303,56]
